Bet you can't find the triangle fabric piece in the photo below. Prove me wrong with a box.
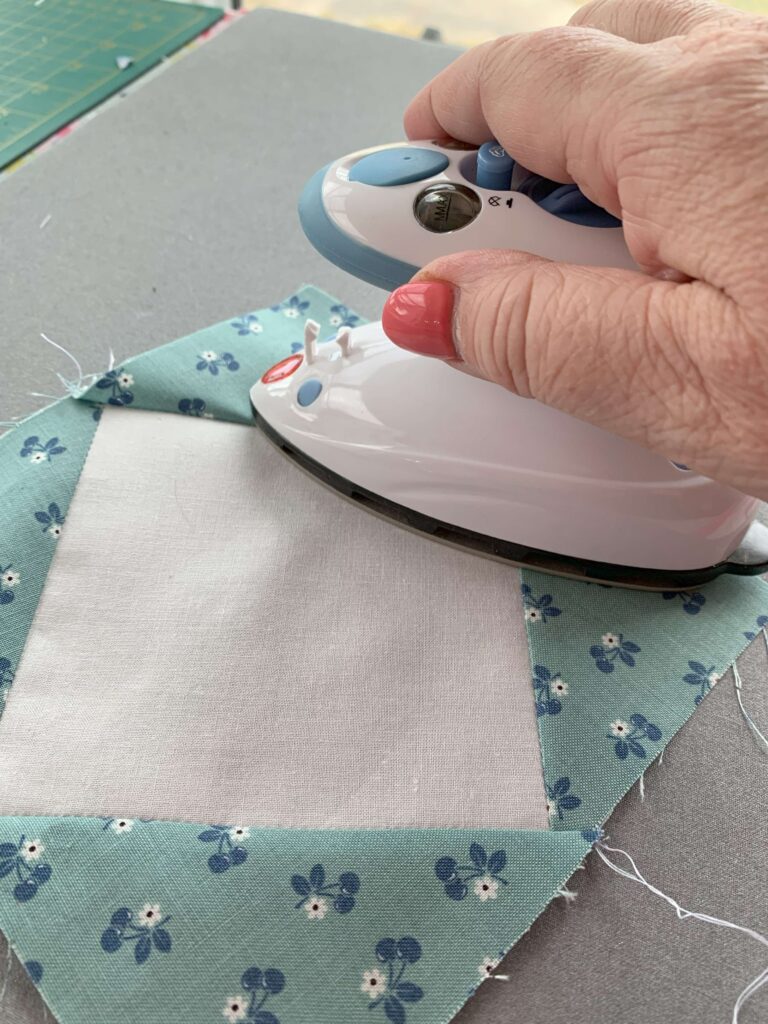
[0,398,99,716]
[0,817,592,1024]
[522,570,768,830]
[77,287,362,425]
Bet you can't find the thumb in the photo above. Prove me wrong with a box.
[381,250,742,485]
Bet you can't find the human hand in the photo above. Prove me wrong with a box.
[382,0,768,499]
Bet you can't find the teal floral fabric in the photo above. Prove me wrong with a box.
[0,284,766,1024]
[77,288,362,425]
[0,399,99,717]
[522,574,768,830]
[0,817,591,1024]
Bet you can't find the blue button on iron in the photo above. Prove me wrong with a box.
[349,147,449,187]
[476,141,514,190]
[297,378,323,407]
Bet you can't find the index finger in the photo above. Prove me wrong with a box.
[403,27,650,210]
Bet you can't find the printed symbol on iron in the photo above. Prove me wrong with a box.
[506,197,514,208]
[488,195,501,207]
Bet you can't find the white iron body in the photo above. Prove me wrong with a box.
[250,139,767,587]
[250,321,764,585]
[297,139,636,290]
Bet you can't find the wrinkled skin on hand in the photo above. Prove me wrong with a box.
[402,0,768,498]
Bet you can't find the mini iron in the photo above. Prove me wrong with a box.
[250,140,768,589]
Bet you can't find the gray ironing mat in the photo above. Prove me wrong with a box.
[0,11,766,1024]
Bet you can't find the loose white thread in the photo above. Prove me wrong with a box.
[733,662,768,755]
[733,966,768,1021]
[39,213,51,229]
[638,774,646,802]
[29,333,104,401]
[556,885,577,903]
[40,332,98,397]
[595,841,768,1023]
[40,332,84,382]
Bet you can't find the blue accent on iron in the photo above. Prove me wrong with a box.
[517,172,558,203]
[537,184,622,228]
[348,146,449,187]
[298,165,419,291]
[476,142,514,191]
[297,378,323,407]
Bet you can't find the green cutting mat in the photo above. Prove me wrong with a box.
[0,0,222,171]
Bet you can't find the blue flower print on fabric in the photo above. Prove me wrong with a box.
[662,590,706,615]
[95,368,135,407]
[607,715,662,760]
[198,824,250,874]
[19,436,66,464]
[0,657,13,688]
[177,398,210,417]
[270,294,310,319]
[683,660,719,706]
[221,965,286,1024]
[435,843,508,902]
[545,777,582,822]
[744,615,768,642]
[361,937,424,1024]
[532,664,568,717]
[34,502,64,539]
[0,836,52,903]
[196,350,240,375]
[521,583,561,624]
[100,904,172,964]
[329,303,360,328]
[24,960,43,985]
[589,632,641,673]
[0,566,19,606]
[230,313,264,336]
[291,863,361,918]
[581,827,604,845]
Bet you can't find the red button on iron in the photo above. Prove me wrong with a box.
[261,353,304,384]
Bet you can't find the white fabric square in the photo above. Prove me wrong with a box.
[0,408,548,829]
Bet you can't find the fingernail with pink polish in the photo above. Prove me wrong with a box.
[381,282,457,359]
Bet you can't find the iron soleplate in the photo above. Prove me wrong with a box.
[252,403,768,593]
